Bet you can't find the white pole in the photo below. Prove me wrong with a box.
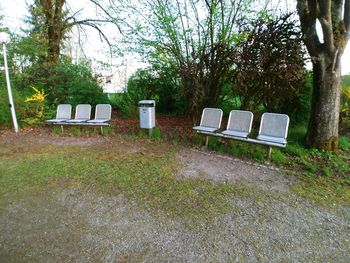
[2,43,19,133]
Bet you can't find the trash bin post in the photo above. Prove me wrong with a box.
[139,100,156,136]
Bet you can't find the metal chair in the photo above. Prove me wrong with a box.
[46,104,72,123]
[87,104,112,124]
[221,110,253,138]
[193,108,223,133]
[65,104,92,123]
[257,113,290,145]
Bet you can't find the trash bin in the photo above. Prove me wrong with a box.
[139,100,155,129]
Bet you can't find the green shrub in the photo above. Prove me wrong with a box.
[0,85,28,129]
[47,61,108,107]
[271,149,288,166]
[115,68,185,118]
[339,136,350,151]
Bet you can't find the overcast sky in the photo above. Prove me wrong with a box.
[1,0,350,75]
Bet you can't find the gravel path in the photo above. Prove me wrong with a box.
[1,138,350,262]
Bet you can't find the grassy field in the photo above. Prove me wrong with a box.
[1,131,349,262]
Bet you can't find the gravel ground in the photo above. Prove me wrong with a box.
[1,136,350,262]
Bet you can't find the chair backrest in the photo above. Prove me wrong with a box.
[226,110,253,133]
[200,108,223,128]
[258,113,289,139]
[75,104,91,119]
[56,104,72,119]
[95,104,112,120]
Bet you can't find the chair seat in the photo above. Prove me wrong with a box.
[46,119,68,123]
[222,129,249,138]
[65,119,89,123]
[257,135,286,144]
[87,119,110,123]
[193,126,218,133]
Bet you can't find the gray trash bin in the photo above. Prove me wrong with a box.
[139,100,155,129]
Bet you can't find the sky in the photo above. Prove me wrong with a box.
[1,0,350,78]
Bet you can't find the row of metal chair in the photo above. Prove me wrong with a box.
[193,108,290,148]
[46,104,112,126]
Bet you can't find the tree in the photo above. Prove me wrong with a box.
[39,0,66,65]
[297,0,350,151]
[109,0,257,122]
[31,0,118,66]
[233,13,306,114]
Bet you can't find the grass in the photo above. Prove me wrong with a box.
[0,137,256,220]
[291,174,350,205]
[188,124,350,205]
[1,122,349,214]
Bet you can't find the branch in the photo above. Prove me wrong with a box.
[80,21,113,50]
[88,0,122,33]
[296,0,321,56]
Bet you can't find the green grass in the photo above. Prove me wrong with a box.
[0,139,255,220]
[188,124,350,205]
[291,175,350,205]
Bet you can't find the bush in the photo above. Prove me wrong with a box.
[47,61,108,107]
[0,85,29,129]
[114,68,185,118]
[233,13,307,115]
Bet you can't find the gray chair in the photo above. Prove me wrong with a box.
[65,104,92,123]
[87,104,112,123]
[256,113,289,145]
[193,108,223,133]
[222,110,253,138]
[46,104,72,123]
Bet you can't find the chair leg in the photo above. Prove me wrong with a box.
[267,146,272,162]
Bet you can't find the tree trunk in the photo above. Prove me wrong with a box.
[47,24,62,65]
[305,53,342,151]
[40,0,65,66]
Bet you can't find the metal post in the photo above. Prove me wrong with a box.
[2,43,19,133]
[267,146,272,162]
[205,136,209,147]
[61,125,64,133]
[100,126,103,135]
[148,128,153,137]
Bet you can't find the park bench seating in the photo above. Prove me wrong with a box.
[193,108,290,160]
[193,108,223,133]
[46,104,112,133]
[65,104,91,123]
[46,104,72,123]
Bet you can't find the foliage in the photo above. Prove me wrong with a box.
[232,13,307,114]
[46,61,109,107]
[0,86,28,129]
[22,87,48,125]
[342,75,350,87]
[284,71,313,123]
[114,67,185,118]
[111,0,260,122]
[340,83,350,128]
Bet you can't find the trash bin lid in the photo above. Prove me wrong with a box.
[139,100,155,106]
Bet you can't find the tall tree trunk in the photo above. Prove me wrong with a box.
[47,23,62,65]
[296,0,349,151]
[40,0,65,66]
[306,53,342,151]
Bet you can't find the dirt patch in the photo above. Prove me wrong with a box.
[177,148,295,192]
